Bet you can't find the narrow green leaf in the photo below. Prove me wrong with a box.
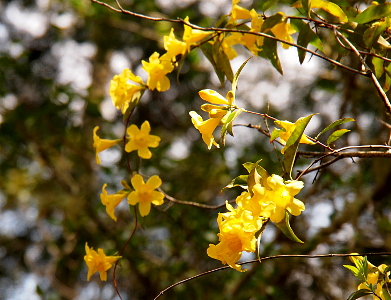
[262,34,283,75]
[297,22,313,64]
[255,165,271,190]
[311,0,348,23]
[302,0,312,17]
[122,90,143,121]
[343,265,360,276]
[200,42,225,86]
[275,212,304,243]
[327,129,350,145]
[214,40,234,83]
[247,162,262,196]
[220,109,243,145]
[316,117,354,139]
[385,74,391,93]
[346,289,373,300]
[354,3,391,24]
[232,59,251,99]
[221,175,248,192]
[283,114,316,179]
[290,19,324,52]
[372,56,385,78]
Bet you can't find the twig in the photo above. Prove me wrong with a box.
[153,252,391,299]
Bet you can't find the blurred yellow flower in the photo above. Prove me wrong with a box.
[142,52,174,91]
[127,174,165,217]
[100,184,128,221]
[84,243,121,281]
[164,28,187,60]
[183,16,211,53]
[125,121,160,159]
[229,0,252,23]
[110,68,145,114]
[93,126,122,164]
[270,15,296,49]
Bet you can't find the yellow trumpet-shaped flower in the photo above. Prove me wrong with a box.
[100,184,128,222]
[189,111,225,149]
[273,119,315,154]
[142,52,174,91]
[229,0,252,23]
[93,126,122,164]
[84,243,121,281]
[183,16,211,53]
[125,121,161,159]
[110,68,145,114]
[127,174,165,217]
[270,14,296,49]
[164,28,187,60]
[190,89,237,149]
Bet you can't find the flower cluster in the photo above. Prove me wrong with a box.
[207,174,305,271]
[345,255,391,300]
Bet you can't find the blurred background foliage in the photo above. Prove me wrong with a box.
[1,0,391,299]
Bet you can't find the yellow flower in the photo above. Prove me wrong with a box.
[164,28,187,60]
[189,89,237,149]
[236,190,276,219]
[270,15,296,49]
[125,121,160,159]
[183,16,211,53]
[100,184,128,221]
[110,69,145,114]
[93,126,122,164]
[142,52,174,91]
[273,119,315,154]
[229,0,252,23]
[207,200,267,272]
[127,174,165,217]
[189,111,224,149]
[260,174,305,223]
[84,243,121,281]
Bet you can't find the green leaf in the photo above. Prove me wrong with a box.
[343,265,360,276]
[327,129,350,145]
[247,161,262,196]
[297,22,313,64]
[232,58,251,99]
[214,39,234,83]
[372,56,385,78]
[283,114,316,179]
[290,19,324,53]
[354,3,391,24]
[122,90,144,121]
[261,0,279,12]
[220,108,243,145]
[382,286,391,300]
[200,42,225,86]
[275,211,304,243]
[302,0,312,17]
[346,289,373,300]
[270,127,282,142]
[221,175,248,193]
[385,74,391,92]
[261,13,284,32]
[262,34,283,75]
[243,162,256,173]
[315,117,354,139]
[311,0,348,23]
[363,19,390,50]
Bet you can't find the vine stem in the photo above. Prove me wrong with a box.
[153,252,391,299]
